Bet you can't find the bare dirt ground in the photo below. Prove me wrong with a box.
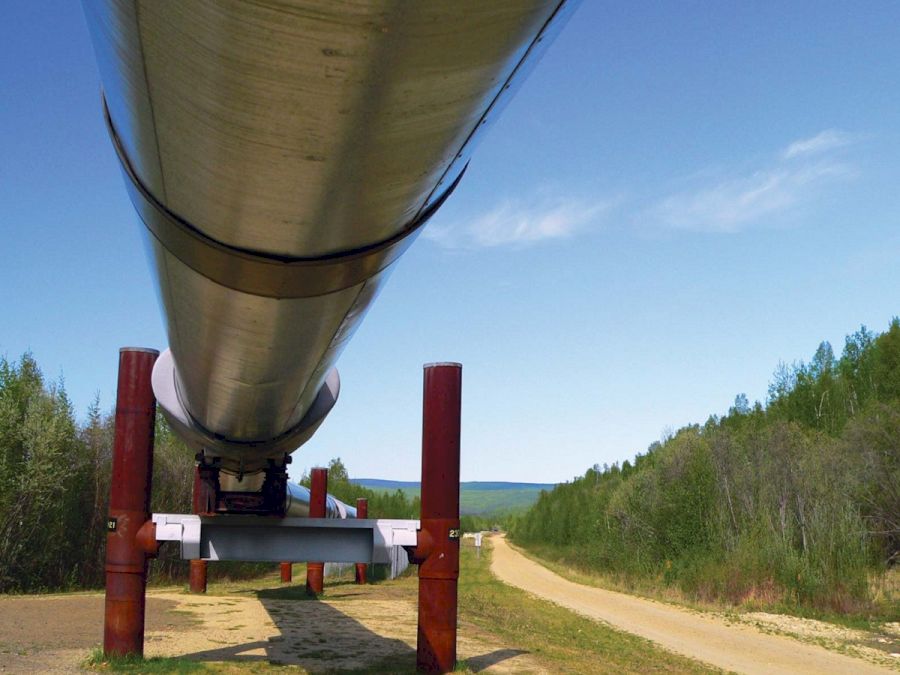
[490,535,897,675]
[144,580,542,672]
[0,578,543,673]
[0,594,193,673]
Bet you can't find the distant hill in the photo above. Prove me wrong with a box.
[351,479,555,516]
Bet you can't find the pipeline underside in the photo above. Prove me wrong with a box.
[84,0,575,473]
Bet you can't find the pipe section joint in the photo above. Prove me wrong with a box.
[413,518,461,581]
[136,521,161,559]
[105,509,154,574]
[103,99,466,300]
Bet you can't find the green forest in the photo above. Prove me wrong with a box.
[511,320,900,616]
[0,354,416,593]
[353,480,553,517]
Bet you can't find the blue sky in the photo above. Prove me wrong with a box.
[2,2,900,483]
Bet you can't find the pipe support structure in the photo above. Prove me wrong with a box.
[152,514,418,562]
[103,348,159,657]
[306,467,328,596]
[355,498,369,584]
[189,560,208,595]
[189,467,209,593]
[414,363,462,673]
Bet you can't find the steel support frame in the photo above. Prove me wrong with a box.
[152,514,418,562]
[194,454,291,515]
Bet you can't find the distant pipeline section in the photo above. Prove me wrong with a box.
[84,1,577,508]
[287,481,356,519]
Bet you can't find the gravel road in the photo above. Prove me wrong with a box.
[490,535,895,675]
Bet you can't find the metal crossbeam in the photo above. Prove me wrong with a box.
[152,514,419,564]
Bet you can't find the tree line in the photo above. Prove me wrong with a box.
[510,321,899,613]
[0,353,415,592]
[297,458,420,520]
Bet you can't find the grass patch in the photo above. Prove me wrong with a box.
[458,541,718,673]
[83,647,207,673]
[83,647,306,673]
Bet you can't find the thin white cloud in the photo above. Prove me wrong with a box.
[652,162,851,233]
[430,129,861,244]
[781,129,854,160]
[425,197,609,249]
[649,129,859,233]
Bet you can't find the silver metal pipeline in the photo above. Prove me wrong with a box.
[83,1,577,474]
[285,482,356,519]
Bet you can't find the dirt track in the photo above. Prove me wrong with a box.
[490,535,895,675]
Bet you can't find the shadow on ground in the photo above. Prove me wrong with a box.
[467,649,528,672]
[181,583,526,672]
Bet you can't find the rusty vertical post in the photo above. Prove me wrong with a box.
[189,467,208,594]
[279,468,292,581]
[355,498,369,584]
[305,467,327,596]
[103,348,159,657]
[415,363,462,673]
[188,560,208,594]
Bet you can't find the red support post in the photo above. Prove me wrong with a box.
[355,498,368,584]
[189,466,208,593]
[414,363,462,673]
[305,467,327,596]
[103,348,159,657]
[189,560,207,594]
[280,562,293,583]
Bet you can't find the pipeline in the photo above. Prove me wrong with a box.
[82,0,578,487]
[285,482,356,519]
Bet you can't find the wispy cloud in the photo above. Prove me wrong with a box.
[424,196,610,249]
[428,129,861,245]
[648,129,858,233]
[651,162,851,233]
[781,129,854,160]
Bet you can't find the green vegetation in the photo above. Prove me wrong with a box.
[298,460,420,519]
[457,487,549,516]
[0,355,409,593]
[511,320,900,618]
[0,353,211,591]
[0,352,283,591]
[353,479,553,516]
[84,648,206,673]
[83,647,302,673]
